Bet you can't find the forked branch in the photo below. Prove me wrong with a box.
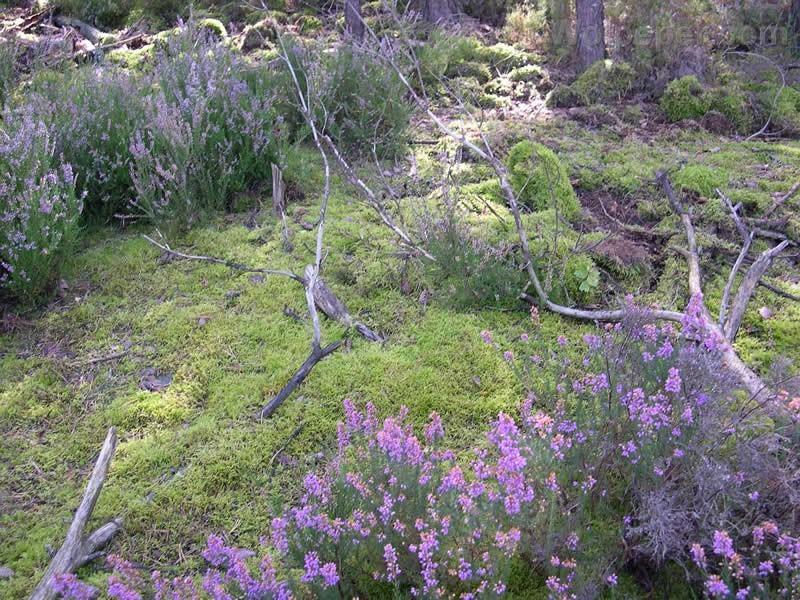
[30,428,121,600]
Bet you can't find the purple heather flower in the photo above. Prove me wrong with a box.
[51,574,97,599]
[319,563,339,587]
[690,543,706,568]
[664,367,682,393]
[705,575,730,598]
[424,412,444,443]
[301,552,321,583]
[712,531,735,559]
[384,543,400,581]
[480,330,493,344]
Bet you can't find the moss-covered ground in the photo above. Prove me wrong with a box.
[2,112,799,598]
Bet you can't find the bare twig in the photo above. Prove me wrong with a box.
[764,180,800,217]
[718,189,754,328]
[30,428,121,600]
[758,279,800,302]
[257,341,343,420]
[142,234,302,283]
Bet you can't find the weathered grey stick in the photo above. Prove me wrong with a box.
[29,428,121,600]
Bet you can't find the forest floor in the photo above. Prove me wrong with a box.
[1,11,800,598]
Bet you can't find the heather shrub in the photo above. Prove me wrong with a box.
[420,211,528,309]
[129,29,280,226]
[0,106,82,303]
[314,45,413,159]
[31,68,145,223]
[690,525,800,598]
[0,41,18,108]
[53,296,800,598]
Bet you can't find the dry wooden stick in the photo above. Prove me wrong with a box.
[764,180,800,217]
[257,340,343,420]
[30,428,121,600]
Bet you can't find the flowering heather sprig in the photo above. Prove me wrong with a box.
[691,523,800,598]
[51,574,97,599]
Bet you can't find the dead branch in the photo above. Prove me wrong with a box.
[52,15,112,46]
[257,340,342,420]
[30,428,121,600]
[758,279,800,302]
[718,189,754,328]
[725,239,790,340]
[142,234,302,282]
[764,180,800,217]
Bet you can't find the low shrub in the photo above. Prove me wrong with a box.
[0,106,83,303]
[0,41,18,108]
[56,297,800,598]
[31,68,145,223]
[420,211,528,309]
[54,0,135,28]
[130,31,280,226]
[506,140,581,220]
[314,45,413,159]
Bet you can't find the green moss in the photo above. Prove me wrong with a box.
[240,18,278,51]
[295,14,323,34]
[756,84,800,134]
[445,60,493,84]
[506,141,581,219]
[673,164,728,197]
[508,64,544,83]
[707,86,755,133]
[547,84,582,108]
[473,42,534,71]
[105,44,154,71]
[197,18,228,39]
[573,60,636,104]
[661,75,709,122]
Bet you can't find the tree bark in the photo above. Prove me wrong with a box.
[413,0,461,23]
[576,0,605,72]
[548,0,571,52]
[344,0,365,41]
[792,0,800,48]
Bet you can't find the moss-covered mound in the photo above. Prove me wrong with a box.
[661,75,710,121]
[506,140,581,220]
[548,60,635,108]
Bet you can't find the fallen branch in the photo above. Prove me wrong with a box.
[725,239,790,340]
[764,180,800,217]
[257,340,342,420]
[52,15,112,46]
[758,279,800,302]
[30,428,121,600]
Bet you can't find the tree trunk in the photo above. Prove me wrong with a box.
[576,0,605,72]
[414,0,461,23]
[548,0,571,52]
[344,0,364,41]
